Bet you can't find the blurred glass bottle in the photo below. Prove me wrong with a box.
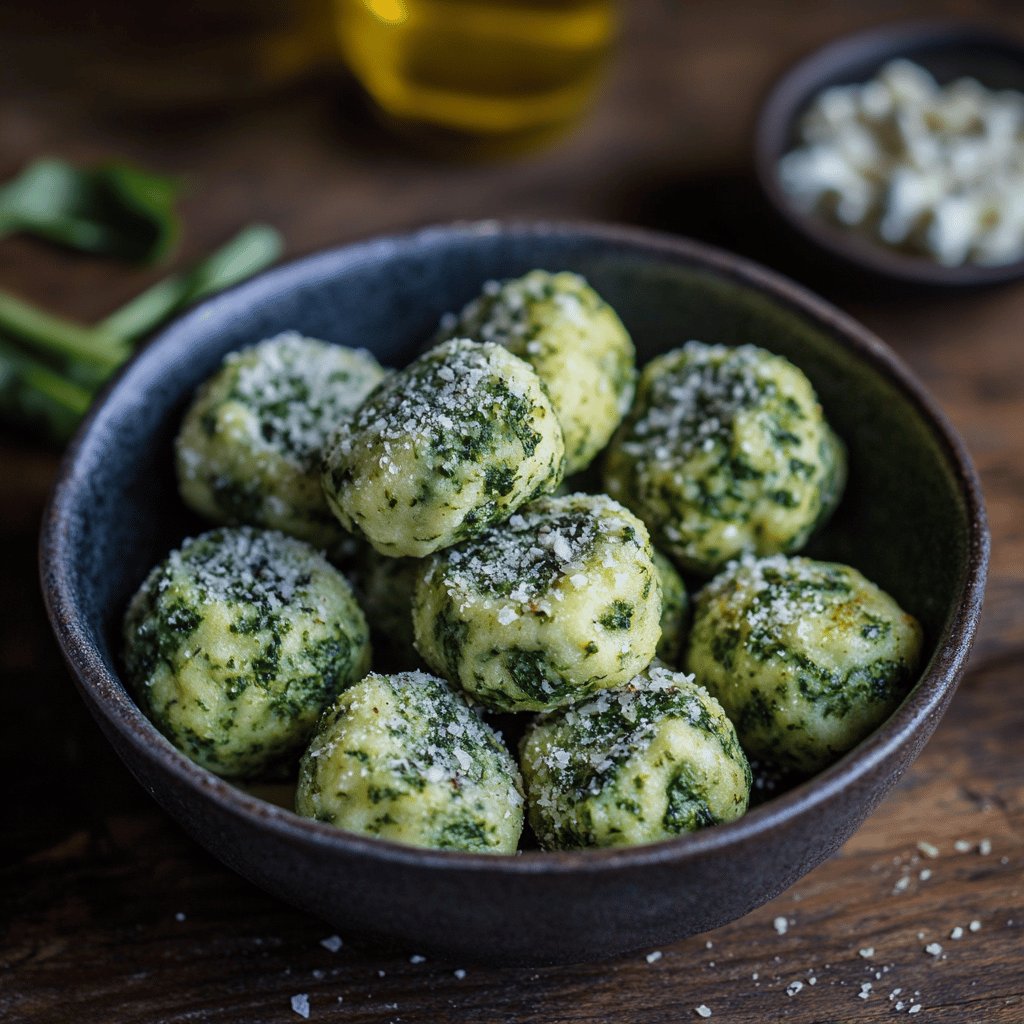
[334,0,617,154]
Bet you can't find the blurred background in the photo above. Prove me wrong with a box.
[7,0,1022,325]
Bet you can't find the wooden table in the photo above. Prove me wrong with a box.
[2,2,1022,1021]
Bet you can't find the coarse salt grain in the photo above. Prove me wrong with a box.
[320,935,343,953]
[454,969,467,980]
[774,916,789,935]
[290,994,310,1019]
[969,920,982,932]
[924,942,943,956]
[979,838,992,855]
[954,839,972,853]
[646,951,663,964]
[787,981,804,996]
[917,841,940,858]
[859,947,875,958]
[695,1005,712,1018]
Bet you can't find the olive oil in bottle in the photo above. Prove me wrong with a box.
[335,0,616,153]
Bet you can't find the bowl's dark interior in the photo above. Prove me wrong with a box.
[77,226,963,727]
[757,23,1024,285]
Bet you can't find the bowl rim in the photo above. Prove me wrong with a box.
[754,19,1024,287]
[40,218,989,876]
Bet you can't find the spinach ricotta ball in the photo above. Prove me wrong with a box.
[653,549,689,666]
[437,270,636,474]
[322,338,565,558]
[604,341,846,575]
[520,663,751,849]
[296,671,524,852]
[686,555,924,776]
[123,527,372,779]
[412,493,661,712]
[176,333,385,556]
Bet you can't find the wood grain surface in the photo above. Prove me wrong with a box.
[1,2,1022,1022]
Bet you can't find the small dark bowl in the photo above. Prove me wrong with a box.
[756,21,1024,287]
[40,222,988,965]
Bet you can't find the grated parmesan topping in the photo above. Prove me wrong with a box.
[311,671,522,801]
[622,342,779,464]
[156,527,325,612]
[221,332,383,471]
[697,553,855,633]
[525,664,715,804]
[331,338,539,479]
[440,270,592,350]
[430,493,638,607]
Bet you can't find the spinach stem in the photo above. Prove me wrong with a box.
[0,290,127,371]
[100,224,282,342]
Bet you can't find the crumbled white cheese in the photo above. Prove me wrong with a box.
[779,59,1024,267]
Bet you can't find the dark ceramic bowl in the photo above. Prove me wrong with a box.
[755,21,1024,287]
[41,221,987,965]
